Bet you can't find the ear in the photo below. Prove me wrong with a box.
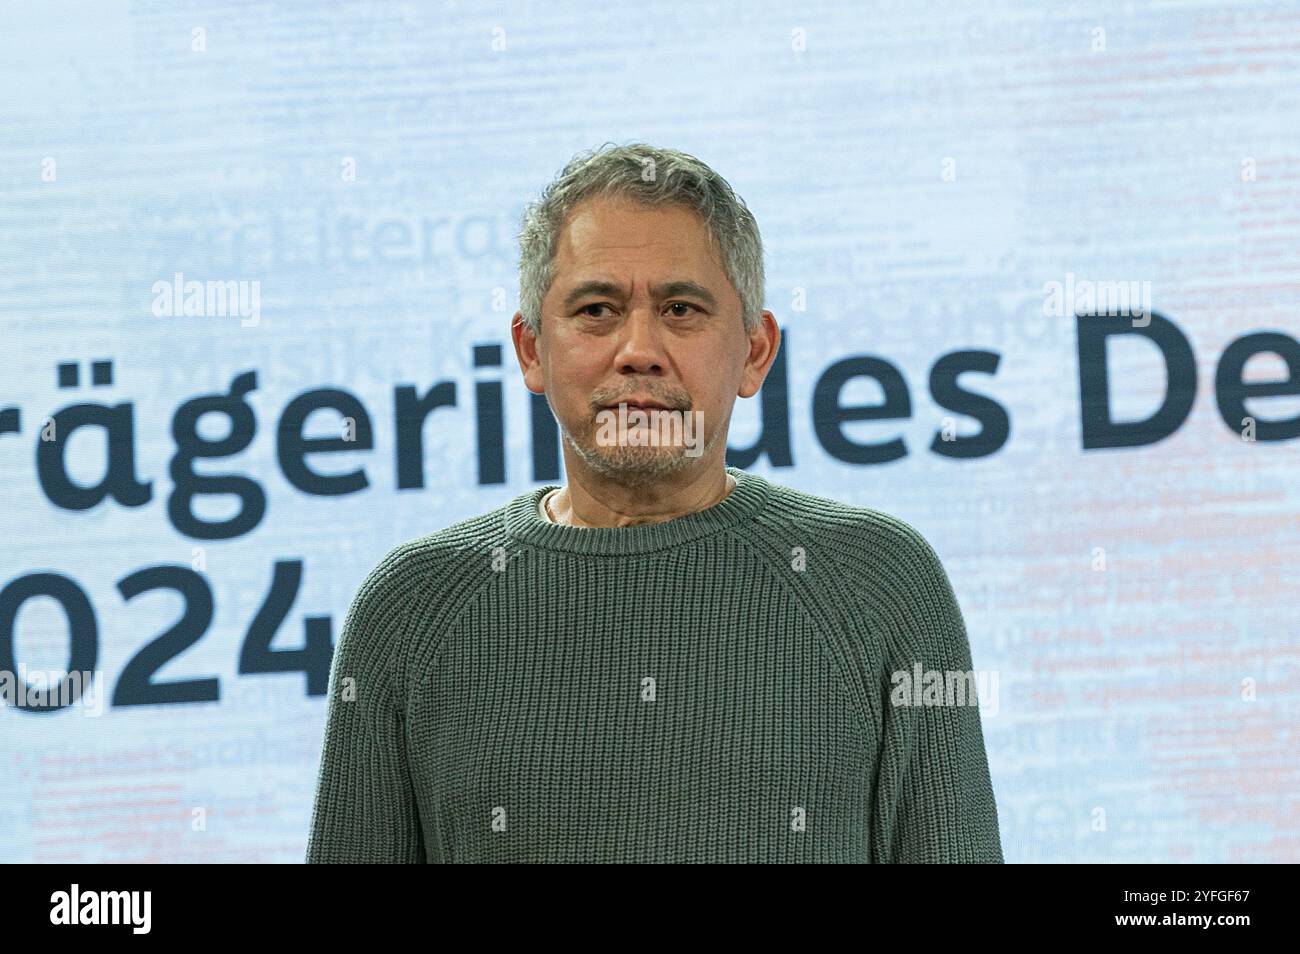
[512,312,547,395]
[738,311,781,398]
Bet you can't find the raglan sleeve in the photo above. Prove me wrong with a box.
[867,522,1004,863]
[306,549,427,863]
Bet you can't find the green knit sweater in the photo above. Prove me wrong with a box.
[306,466,1003,863]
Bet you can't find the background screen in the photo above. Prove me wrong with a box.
[2,0,1297,862]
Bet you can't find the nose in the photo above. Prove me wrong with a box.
[613,303,667,375]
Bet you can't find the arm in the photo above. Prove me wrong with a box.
[868,525,1003,863]
[306,552,426,863]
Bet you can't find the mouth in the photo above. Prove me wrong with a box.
[605,401,676,413]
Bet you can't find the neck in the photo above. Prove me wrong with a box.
[547,462,736,528]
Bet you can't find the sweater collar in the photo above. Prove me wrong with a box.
[504,466,771,556]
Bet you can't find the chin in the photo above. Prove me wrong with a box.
[571,442,697,485]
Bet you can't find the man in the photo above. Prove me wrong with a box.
[306,142,1003,863]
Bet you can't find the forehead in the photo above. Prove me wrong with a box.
[551,195,725,277]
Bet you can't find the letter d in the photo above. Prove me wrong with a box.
[1076,312,1196,449]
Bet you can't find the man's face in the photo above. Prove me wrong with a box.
[514,194,773,488]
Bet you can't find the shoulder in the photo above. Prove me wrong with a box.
[757,478,967,651]
[336,500,514,668]
[355,504,510,600]
[745,475,974,680]
[759,478,952,586]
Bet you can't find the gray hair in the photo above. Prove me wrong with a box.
[517,142,765,337]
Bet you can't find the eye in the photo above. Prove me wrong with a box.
[577,302,700,319]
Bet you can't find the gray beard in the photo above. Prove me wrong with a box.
[560,419,725,491]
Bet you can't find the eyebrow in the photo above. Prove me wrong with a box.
[561,280,720,313]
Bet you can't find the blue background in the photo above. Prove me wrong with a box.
[1,0,1297,862]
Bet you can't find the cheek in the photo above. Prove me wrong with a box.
[547,347,589,385]
[553,336,610,378]
[548,364,603,420]
[698,387,737,430]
